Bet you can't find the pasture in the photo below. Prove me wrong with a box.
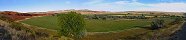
[21,16,173,32]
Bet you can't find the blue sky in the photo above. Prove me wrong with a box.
[0,0,186,12]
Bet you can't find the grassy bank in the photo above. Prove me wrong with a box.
[0,19,71,40]
[125,21,184,40]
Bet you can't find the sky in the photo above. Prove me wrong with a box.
[0,0,186,12]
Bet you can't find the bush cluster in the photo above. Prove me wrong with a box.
[151,19,165,30]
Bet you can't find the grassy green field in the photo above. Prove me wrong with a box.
[21,16,173,32]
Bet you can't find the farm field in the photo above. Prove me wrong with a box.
[21,16,173,32]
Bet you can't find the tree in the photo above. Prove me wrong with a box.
[151,19,165,30]
[57,12,86,40]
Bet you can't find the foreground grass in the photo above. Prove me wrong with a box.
[21,16,153,32]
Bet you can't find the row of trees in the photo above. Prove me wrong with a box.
[85,14,147,20]
[85,14,183,20]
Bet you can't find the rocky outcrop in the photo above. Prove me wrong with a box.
[0,11,51,21]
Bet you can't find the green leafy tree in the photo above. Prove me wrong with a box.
[57,11,86,40]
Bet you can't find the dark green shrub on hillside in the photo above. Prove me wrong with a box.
[170,17,183,25]
[0,14,12,22]
[174,17,183,22]
[184,13,186,18]
[151,19,165,30]
[137,14,146,19]
[92,14,99,19]
[10,22,23,30]
[57,11,86,40]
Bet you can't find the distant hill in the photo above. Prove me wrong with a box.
[1,9,185,16]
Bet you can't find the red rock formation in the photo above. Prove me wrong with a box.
[0,11,52,21]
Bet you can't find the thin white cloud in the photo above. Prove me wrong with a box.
[148,2,186,8]
[3,0,186,12]
[137,3,186,12]
[114,1,130,4]
[134,7,186,12]
[85,0,105,4]
[83,0,186,12]
[132,0,138,2]
[133,2,186,12]
[158,0,177,2]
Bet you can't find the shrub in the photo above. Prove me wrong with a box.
[138,14,146,19]
[92,14,99,19]
[10,22,33,33]
[171,17,183,24]
[57,11,86,40]
[184,13,186,18]
[151,19,165,30]
[0,14,12,22]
